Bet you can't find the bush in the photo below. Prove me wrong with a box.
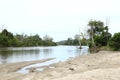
[109,32,120,51]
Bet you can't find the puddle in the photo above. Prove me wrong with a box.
[17,59,60,74]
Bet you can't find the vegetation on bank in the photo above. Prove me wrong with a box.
[57,36,87,46]
[58,19,120,51]
[0,29,57,47]
[87,20,120,51]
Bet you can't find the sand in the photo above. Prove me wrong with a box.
[0,51,120,80]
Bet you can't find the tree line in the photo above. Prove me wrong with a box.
[1,19,120,51]
[57,34,87,46]
[0,29,57,47]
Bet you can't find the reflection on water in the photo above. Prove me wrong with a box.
[43,48,52,56]
[0,46,89,64]
[0,47,40,64]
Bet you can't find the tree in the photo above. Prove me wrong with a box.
[87,20,111,48]
[43,35,57,46]
[65,38,73,45]
[0,29,14,47]
[25,34,42,46]
[88,20,104,35]
[109,32,120,51]
[43,35,53,42]
[14,34,26,46]
[73,34,80,45]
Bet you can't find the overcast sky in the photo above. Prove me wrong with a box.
[0,0,120,41]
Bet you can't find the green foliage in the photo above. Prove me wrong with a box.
[88,20,104,36]
[88,40,92,48]
[22,34,42,46]
[0,29,14,47]
[87,20,111,48]
[109,32,120,51]
[42,40,57,46]
[0,29,57,47]
[95,32,111,47]
[64,38,73,45]
[56,40,66,45]
[42,35,57,46]
[62,38,87,46]
[73,39,79,45]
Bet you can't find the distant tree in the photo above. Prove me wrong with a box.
[14,34,26,46]
[74,34,80,40]
[43,35,57,46]
[0,29,14,47]
[24,34,42,46]
[68,38,73,45]
[0,29,57,47]
[73,34,80,45]
[1,29,14,39]
[43,35,53,42]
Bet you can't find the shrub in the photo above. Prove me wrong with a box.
[109,32,120,51]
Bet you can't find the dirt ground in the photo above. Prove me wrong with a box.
[0,51,120,80]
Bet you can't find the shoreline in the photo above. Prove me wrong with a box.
[0,58,54,73]
[0,51,120,80]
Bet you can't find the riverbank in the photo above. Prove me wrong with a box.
[0,58,54,80]
[0,51,120,80]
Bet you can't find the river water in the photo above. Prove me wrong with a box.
[0,46,89,64]
[0,46,89,73]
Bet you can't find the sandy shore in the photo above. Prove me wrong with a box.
[0,58,54,80]
[0,51,120,80]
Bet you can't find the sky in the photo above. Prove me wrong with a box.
[0,0,120,41]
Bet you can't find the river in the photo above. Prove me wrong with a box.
[0,46,89,64]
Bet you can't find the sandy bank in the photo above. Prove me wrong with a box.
[1,51,120,80]
[0,58,54,80]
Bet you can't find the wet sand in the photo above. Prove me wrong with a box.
[0,51,120,80]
